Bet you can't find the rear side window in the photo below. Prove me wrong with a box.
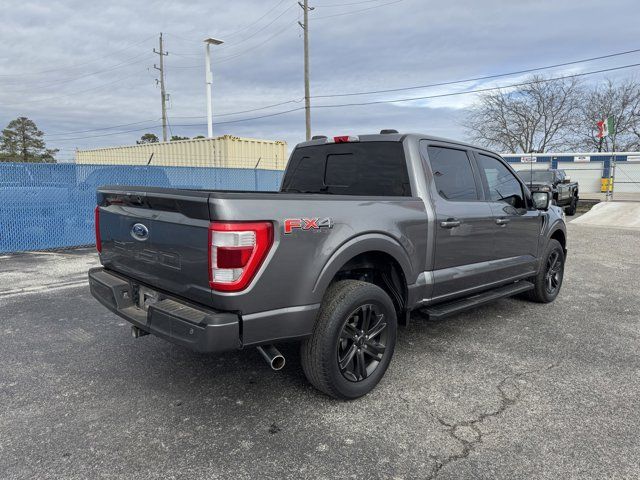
[476,154,525,209]
[425,145,479,201]
[279,155,325,192]
[281,142,411,196]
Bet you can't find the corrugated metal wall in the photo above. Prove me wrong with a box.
[75,135,288,170]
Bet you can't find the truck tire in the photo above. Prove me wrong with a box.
[564,196,578,216]
[301,280,397,400]
[525,239,565,303]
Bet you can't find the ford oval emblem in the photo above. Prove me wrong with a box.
[131,223,149,241]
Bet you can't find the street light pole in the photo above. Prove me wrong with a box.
[204,37,224,138]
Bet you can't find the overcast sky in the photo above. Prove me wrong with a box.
[1,0,639,161]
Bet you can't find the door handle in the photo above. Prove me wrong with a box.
[440,219,461,229]
[495,218,510,226]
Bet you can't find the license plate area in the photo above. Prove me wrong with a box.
[137,286,161,311]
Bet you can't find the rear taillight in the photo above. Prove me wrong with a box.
[95,206,102,253]
[208,222,273,292]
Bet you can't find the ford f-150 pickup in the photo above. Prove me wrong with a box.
[89,131,567,399]
[517,168,579,215]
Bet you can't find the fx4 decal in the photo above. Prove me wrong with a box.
[284,217,333,234]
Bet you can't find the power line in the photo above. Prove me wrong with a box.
[0,35,156,78]
[2,52,151,91]
[219,3,297,50]
[41,47,640,138]
[167,51,201,57]
[311,62,640,108]
[212,46,640,111]
[161,4,303,67]
[163,32,200,44]
[46,61,640,142]
[218,24,297,63]
[163,0,290,46]
[312,0,404,20]
[46,119,161,137]
[46,99,304,138]
[174,98,305,118]
[46,124,163,142]
[0,71,147,106]
[315,0,393,6]
[311,47,640,99]
[170,22,298,67]
[214,0,290,40]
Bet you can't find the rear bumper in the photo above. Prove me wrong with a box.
[88,267,241,353]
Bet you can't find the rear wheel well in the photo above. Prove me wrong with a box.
[331,251,408,324]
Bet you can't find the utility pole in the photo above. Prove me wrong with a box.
[298,1,314,140]
[154,33,169,142]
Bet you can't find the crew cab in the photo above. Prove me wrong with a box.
[517,168,579,215]
[89,132,567,399]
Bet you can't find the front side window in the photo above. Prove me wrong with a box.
[477,154,525,209]
[425,145,479,201]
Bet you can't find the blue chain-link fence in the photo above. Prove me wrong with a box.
[0,162,284,254]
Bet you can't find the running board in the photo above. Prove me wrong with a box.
[422,281,534,320]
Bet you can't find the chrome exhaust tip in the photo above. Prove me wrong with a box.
[256,345,285,371]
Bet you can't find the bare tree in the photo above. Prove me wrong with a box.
[464,75,582,153]
[571,78,640,152]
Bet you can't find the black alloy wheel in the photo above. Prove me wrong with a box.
[545,249,563,295]
[300,280,397,399]
[337,304,388,382]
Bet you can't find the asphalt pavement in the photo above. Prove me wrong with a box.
[0,221,638,479]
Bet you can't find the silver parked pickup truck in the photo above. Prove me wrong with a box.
[89,131,567,399]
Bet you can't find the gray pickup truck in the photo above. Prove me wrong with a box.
[89,131,567,399]
[517,168,579,215]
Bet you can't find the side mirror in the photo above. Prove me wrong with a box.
[562,176,571,184]
[532,191,551,210]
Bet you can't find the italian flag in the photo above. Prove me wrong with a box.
[597,116,614,138]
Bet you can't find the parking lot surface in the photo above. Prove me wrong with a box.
[1,221,639,479]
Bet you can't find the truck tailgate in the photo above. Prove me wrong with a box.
[97,187,213,306]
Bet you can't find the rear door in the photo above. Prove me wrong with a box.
[473,152,541,280]
[420,142,497,300]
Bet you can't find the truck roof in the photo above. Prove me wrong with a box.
[294,132,502,157]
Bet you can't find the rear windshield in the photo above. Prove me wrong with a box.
[281,141,411,196]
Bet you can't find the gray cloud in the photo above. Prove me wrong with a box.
[0,0,638,161]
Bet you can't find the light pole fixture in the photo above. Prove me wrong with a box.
[204,37,224,138]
